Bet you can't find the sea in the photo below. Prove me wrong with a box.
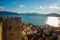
[19,16,47,26]
[0,15,59,26]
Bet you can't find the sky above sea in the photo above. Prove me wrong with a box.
[0,0,60,14]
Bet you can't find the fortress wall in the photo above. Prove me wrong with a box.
[0,22,2,40]
[0,17,22,40]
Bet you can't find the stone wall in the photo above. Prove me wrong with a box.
[0,22,2,40]
[0,17,22,40]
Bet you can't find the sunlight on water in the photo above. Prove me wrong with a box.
[46,17,59,27]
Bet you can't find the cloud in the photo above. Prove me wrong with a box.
[34,6,45,10]
[49,6,60,9]
[0,6,4,10]
[48,0,60,9]
[19,4,26,8]
[6,10,11,12]
[39,6,45,9]
[34,6,60,10]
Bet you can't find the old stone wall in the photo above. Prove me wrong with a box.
[0,17,22,40]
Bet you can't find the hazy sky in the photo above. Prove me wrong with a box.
[0,0,60,14]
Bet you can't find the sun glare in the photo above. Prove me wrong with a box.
[46,17,59,27]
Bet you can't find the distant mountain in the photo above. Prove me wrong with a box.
[0,11,19,15]
[19,13,45,16]
[45,13,60,17]
[0,11,60,17]
[0,11,45,16]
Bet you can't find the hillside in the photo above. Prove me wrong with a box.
[0,11,60,17]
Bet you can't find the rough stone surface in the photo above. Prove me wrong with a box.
[0,17,22,40]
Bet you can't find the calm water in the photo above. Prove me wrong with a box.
[0,15,47,25]
[19,16,47,25]
[0,15,59,26]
